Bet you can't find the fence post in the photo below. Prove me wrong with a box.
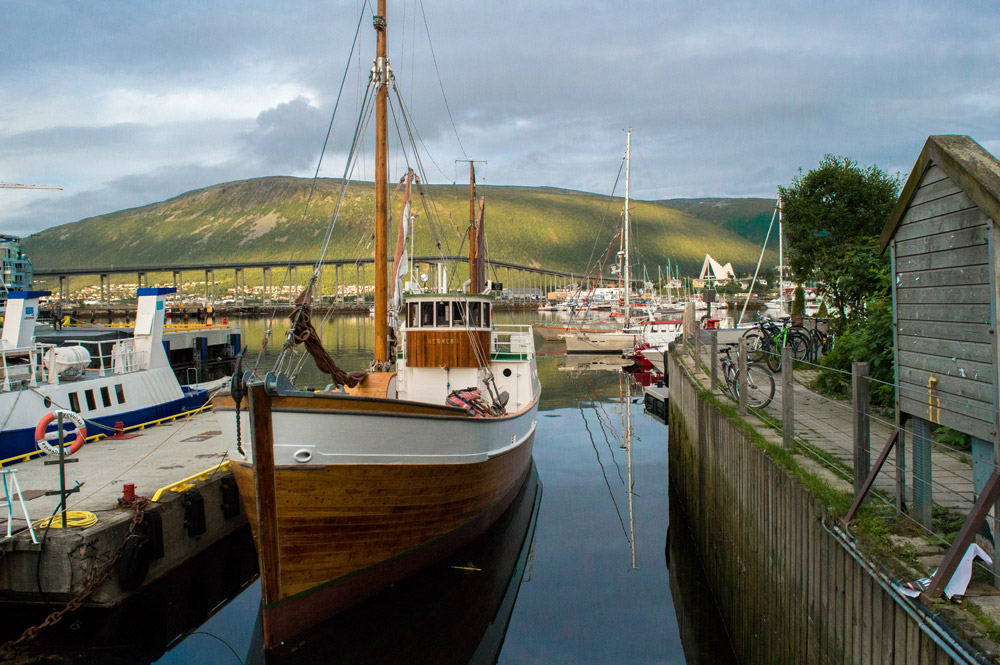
[782,346,794,449]
[710,329,718,392]
[912,416,933,530]
[852,361,870,496]
[694,317,701,365]
[738,337,748,416]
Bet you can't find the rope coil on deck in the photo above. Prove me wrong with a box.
[33,511,98,529]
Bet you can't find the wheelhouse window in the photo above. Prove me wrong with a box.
[435,301,449,327]
[468,302,482,327]
[420,302,434,327]
[483,303,492,326]
[452,301,466,326]
[408,303,420,328]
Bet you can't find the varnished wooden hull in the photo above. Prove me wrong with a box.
[219,394,537,650]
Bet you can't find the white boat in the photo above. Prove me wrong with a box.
[0,288,213,462]
[212,7,540,650]
[563,327,641,353]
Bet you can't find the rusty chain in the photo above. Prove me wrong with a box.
[0,496,149,654]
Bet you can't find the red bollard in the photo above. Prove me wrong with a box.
[122,483,135,503]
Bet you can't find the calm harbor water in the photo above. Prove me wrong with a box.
[12,312,737,664]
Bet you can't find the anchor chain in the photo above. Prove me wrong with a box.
[0,497,149,654]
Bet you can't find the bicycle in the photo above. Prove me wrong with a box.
[718,345,776,408]
[742,317,809,372]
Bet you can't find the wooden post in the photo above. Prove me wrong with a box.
[852,362,870,496]
[738,337,748,416]
[248,382,282,607]
[710,329,718,392]
[782,346,794,449]
[895,417,906,514]
[694,315,701,363]
[925,471,1000,600]
[912,416,933,529]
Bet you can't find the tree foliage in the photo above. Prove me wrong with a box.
[779,155,900,325]
[791,285,805,315]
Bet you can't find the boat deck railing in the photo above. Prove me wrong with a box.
[0,338,153,391]
[58,337,150,377]
[492,325,534,358]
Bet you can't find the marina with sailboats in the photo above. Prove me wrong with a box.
[10,0,1000,662]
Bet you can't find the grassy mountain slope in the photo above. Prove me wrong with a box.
[656,198,777,245]
[23,177,776,278]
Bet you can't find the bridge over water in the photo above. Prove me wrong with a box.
[33,256,617,305]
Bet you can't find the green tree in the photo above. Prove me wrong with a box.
[779,155,900,325]
[791,285,805,315]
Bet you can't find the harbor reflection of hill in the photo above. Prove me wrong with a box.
[666,485,739,665]
[254,464,543,665]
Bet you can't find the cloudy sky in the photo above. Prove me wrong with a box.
[2,0,998,236]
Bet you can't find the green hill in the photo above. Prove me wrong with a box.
[655,198,778,245]
[23,177,776,278]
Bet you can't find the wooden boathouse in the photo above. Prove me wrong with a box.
[879,135,1000,530]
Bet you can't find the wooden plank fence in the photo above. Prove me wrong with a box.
[667,350,972,664]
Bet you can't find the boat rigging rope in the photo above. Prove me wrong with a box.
[255,2,371,375]
[417,0,467,161]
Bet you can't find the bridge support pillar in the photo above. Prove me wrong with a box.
[205,270,215,305]
[99,274,109,305]
[58,275,68,303]
[173,271,182,302]
[262,267,271,306]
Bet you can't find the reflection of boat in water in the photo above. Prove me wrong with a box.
[250,464,542,665]
[559,353,632,373]
[665,486,739,665]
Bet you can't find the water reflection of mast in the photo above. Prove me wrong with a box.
[623,374,636,570]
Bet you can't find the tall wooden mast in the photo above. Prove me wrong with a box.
[373,0,389,364]
[468,162,480,293]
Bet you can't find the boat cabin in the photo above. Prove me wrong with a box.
[397,293,536,412]
[403,294,492,368]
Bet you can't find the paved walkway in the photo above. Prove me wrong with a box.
[680,341,975,517]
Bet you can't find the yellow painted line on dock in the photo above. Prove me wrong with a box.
[151,460,231,502]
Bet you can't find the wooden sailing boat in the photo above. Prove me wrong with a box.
[564,130,642,353]
[212,3,540,650]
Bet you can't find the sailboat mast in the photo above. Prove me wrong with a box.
[624,129,631,325]
[777,197,784,314]
[373,0,389,364]
[468,162,479,293]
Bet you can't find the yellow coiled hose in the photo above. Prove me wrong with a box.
[34,511,98,529]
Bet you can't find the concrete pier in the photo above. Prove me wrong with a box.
[0,410,244,607]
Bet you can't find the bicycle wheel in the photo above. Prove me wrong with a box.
[764,339,782,372]
[725,365,738,399]
[738,363,775,408]
[788,331,810,361]
[742,331,765,362]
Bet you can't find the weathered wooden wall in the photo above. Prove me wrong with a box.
[668,352,965,664]
[891,162,996,438]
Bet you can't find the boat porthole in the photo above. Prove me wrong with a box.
[293,449,312,463]
[503,368,512,378]
[43,397,52,408]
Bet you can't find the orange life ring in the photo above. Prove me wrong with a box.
[35,410,87,455]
